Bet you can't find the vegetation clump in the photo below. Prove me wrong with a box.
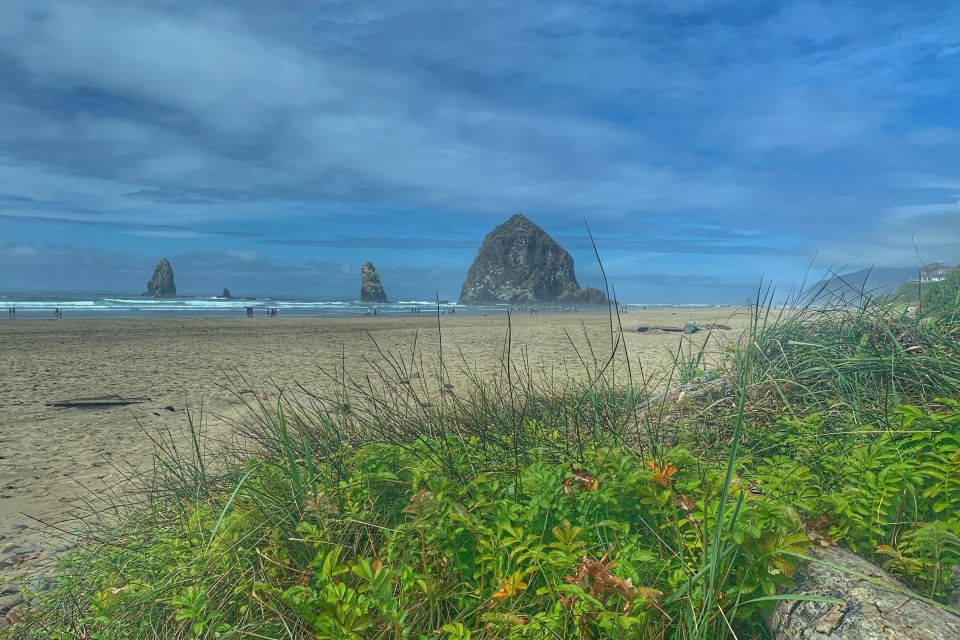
[6,294,960,639]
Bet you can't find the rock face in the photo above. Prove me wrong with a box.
[360,261,387,302]
[220,288,233,299]
[143,258,176,297]
[458,214,606,305]
[769,544,960,639]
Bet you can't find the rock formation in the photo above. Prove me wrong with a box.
[143,258,176,297]
[769,543,960,639]
[458,214,606,305]
[360,261,388,302]
[220,288,233,299]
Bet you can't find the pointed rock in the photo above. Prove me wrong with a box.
[360,261,388,302]
[458,214,606,305]
[220,288,233,299]
[143,258,176,297]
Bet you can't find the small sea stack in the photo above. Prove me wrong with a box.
[219,288,233,299]
[360,261,388,302]
[143,258,176,297]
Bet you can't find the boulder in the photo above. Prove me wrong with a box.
[143,258,176,297]
[769,544,960,639]
[360,261,388,303]
[458,214,606,305]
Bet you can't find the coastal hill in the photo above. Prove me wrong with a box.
[459,213,606,305]
[802,266,920,303]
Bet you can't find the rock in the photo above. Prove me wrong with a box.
[143,258,176,297]
[683,322,701,334]
[458,214,606,305]
[559,286,607,305]
[220,288,233,299]
[30,577,53,593]
[947,565,960,608]
[360,261,388,303]
[5,605,23,625]
[769,544,960,639]
[0,594,24,615]
[0,584,16,596]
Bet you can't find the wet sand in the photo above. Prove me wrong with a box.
[0,308,748,580]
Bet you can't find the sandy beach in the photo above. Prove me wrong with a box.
[0,308,748,581]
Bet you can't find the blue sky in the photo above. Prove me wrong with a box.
[0,0,958,303]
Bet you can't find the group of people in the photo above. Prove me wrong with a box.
[245,306,279,318]
[6,307,62,319]
[407,307,457,315]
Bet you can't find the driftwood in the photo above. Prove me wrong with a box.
[46,395,151,408]
[635,323,732,334]
[770,544,960,639]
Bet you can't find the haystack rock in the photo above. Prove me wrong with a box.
[143,258,176,297]
[360,261,388,302]
[458,214,606,305]
[220,288,233,299]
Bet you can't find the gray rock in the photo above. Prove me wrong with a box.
[220,287,233,299]
[948,565,960,608]
[0,594,24,615]
[30,577,53,593]
[360,261,388,303]
[458,214,606,305]
[770,544,960,639]
[0,584,16,596]
[143,258,176,297]
[683,322,701,334]
[5,604,24,625]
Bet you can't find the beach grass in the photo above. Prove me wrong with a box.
[4,288,960,639]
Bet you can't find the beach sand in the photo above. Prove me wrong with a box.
[0,308,749,581]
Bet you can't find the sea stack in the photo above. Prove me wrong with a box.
[143,258,176,297]
[360,261,388,302]
[220,288,233,299]
[458,213,606,305]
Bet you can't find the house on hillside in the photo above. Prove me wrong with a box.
[916,261,955,283]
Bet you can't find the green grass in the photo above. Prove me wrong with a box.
[6,296,960,639]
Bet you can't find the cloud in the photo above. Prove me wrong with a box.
[0,1,958,300]
[264,237,480,250]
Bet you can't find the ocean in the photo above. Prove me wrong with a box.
[2,290,699,320]
[0,290,480,319]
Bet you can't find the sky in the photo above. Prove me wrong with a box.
[0,0,958,303]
